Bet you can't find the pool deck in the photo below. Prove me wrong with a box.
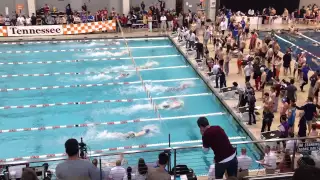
[1,23,319,178]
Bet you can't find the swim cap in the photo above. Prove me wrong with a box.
[145,129,150,133]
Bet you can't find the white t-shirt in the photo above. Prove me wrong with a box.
[244,65,253,76]
[160,16,167,22]
[220,21,227,31]
[109,166,126,180]
[263,153,277,169]
[17,17,25,26]
[286,140,298,154]
[212,64,220,74]
[237,155,253,170]
[189,33,196,41]
[26,17,31,25]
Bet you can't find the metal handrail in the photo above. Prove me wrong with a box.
[1,136,319,166]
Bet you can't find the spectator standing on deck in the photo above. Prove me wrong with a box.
[237,148,252,180]
[286,79,297,102]
[247,90,256,125]
[283,50,292,76]
[197,117,238,179]
[261,108,274,132]
[56,139,100,180]
[296,97,317,136]
[160,13,167,34]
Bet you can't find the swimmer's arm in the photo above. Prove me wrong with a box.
[134,131,146,137]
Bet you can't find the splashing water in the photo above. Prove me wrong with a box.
[120,80,196,95]
[139,60,160,69]
[81,124,160,141]
[84,50,129,57]
[107,104,153,115]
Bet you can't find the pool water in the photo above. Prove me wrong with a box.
[0,37,260,175]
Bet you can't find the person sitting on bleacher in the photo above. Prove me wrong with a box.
[237,148,252,180]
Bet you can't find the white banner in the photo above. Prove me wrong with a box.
[7,25,63,37]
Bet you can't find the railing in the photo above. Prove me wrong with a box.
[1,136,319,179]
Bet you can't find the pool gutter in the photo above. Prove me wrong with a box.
[167,35,264,153]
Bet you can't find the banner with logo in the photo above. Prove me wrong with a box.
[7,25,63,37]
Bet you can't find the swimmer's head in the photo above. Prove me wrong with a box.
[145,129,150,134]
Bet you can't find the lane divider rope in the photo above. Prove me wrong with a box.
[0,37,167,45]
[0,78,199,92]
[299,33,320,45]
[0,93,211,110]
[0,55,181,65]
[0,136,245,163]
[0,45,172,54]
[274,34,320,60]
[0,112,225,133]
[0,65,188,78]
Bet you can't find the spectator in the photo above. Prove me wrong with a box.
[31,13,36,25]
[293,166,320,180]
[188,30,196,50]
[314,73,320,104]
[257,145,277,174]
[244,61,253,83]
[123,167,133,180]
[195,38,204,60]
[286,79,297,102]
[300,64,311,92]
[141,1,146,11]
[285,132,297,154]
[55,139,100,180]
[136,158,148,179]
[25,16,31,26]
[159,0,166,12]
[44,4,50,15]
[92,159,98,167]
[220,18,227,35]
[147,152,170,180]
[21,168,38,180]
[82,3,87,12]
[109,160,126,180]
[261,108,274,132]
[277,116,289,152]
[309,71,318,99]
[237,148,252,180]
[278,152,292,173]
[4,15,10,26]
[283,50,292,76]
[11,14,17,26]
[309,123,319,138]
[247,89,256,125]
[197,117,238,179]
[296,97,317,136]
[0,14,4,26]
[216,68,226,89]
[160,13,167,33]
[17,15,25,26]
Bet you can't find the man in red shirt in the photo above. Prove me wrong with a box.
[197,117,238,179]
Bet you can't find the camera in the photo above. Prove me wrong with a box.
[79,137,87,159]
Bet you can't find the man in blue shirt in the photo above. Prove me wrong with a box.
[300,64,310,92]
[296,97,317,137]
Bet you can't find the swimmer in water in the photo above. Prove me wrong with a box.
[115,73,130,79]
[157,98,184,110]
[126,129,150,139]
[166,83,190,92]
[312,42,320,47]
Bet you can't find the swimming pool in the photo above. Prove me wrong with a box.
[0,37,259,175]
